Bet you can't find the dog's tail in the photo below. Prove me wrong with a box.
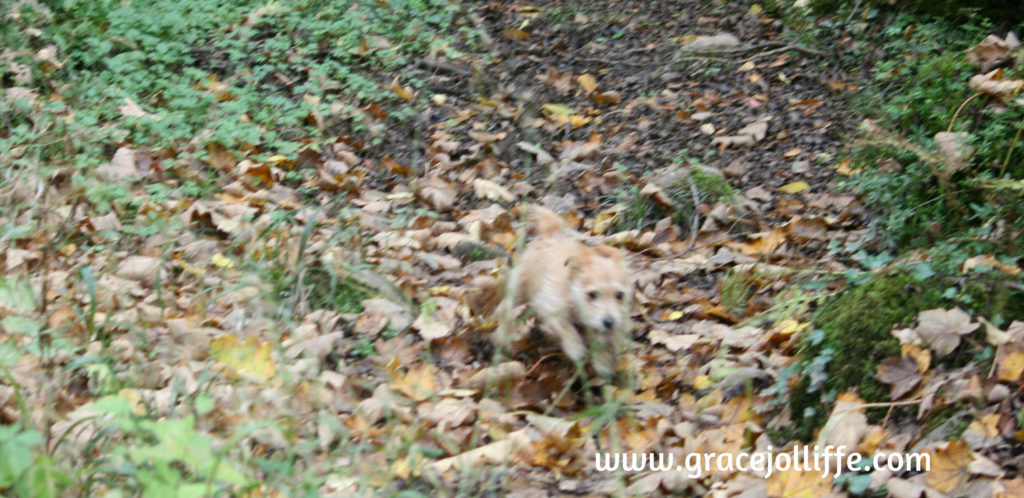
[524,205,565,238]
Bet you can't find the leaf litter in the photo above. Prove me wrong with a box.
[2,0,1023,496]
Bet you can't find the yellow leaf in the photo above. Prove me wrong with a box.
[211,334,276,381]
[577,73,597,93]
[834,158,857,176]
[567,115,591,129]
[693,375,714,390]
[118,388,147,416]
[997,345,1024,382]
[394,363,437,401]
[779,181,810,194]
[666,310,685,321]
[540,103,575,116]
[266,154,287,164]
[477,97,501,108]
[211,253,235,269]
[767,467,834,498]
[776,319,808,336]
[389,77,415,102]
[925,440,971,493]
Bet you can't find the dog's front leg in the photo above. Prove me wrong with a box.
[542,314,586,367]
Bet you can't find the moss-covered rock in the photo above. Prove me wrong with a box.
[788,270,943,439]
[618,165,736,231]
[786,268,1024,441]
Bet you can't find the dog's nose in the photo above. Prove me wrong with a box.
[602,316,614,330]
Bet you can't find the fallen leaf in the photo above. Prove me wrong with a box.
[210,334,276,381]
[934,131,975,173]
[766,467,834,498]
[915,307,979,357]
[389,77,415,102]
[472,178,515,203]
[925,440,971,493]
[778,181,809,194]
[966,33,1021,72]
[118,97,160,120]
[969,69,1024,100]
[816,392,867,449]
[996,343,1024,382]
[501,29,530,41]
[394,363,438,401]
[876,355,923,400]
[577,73,597,93]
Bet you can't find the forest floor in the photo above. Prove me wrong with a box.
[3,0,1023,496]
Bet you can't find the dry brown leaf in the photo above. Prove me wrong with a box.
[577,73,597,93]
[966,33,1020,72]
[961,254,1022,276]
[995,343,1024,382]
[915,307,979,357]
[4,86,37,103]
[590,90,622,105]
[118,97,160,120]
[925,440,972,493]
[472,178,515,203]
[427,429,531,474]
[389,77,414,102]
[467,130,507,144]
[712,120,768,149]
[969,69,1024,100]
[394,363,438,401]
[816,392,867,449]
[117,256,165,286]
[422,397,476,428]
[876,355,923,400]
[466,361,526,389]
[96,147,139,184]
[766,467,834,498]
[501,29,530,41]
[417,175,456,211]
[934,131,975,173]
[648,329,700,352]
[885,477,931,498]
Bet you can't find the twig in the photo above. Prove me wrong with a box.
[741,43,826,62]
[947,92,982,132]
[683,41,824,58]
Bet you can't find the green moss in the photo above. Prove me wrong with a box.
[787,268,1024,440]
[789,270,944,440]
[617,165,736,231]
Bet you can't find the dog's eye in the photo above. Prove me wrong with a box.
[587,291,598,300]
[615,291,625,301]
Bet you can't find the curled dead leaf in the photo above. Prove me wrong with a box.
[472,178,515,203]
[969,69,1024,101]
[966,33,1020,72]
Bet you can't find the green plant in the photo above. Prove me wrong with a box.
[617,161,737,231]
[720,270,751,316]
[0,425,72,497]
[62,395,255,496]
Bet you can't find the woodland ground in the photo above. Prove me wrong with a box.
[2,0,1024,496]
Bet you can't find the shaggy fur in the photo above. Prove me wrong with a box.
[496,206,631,377]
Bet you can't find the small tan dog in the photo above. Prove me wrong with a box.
[497,205,631,378]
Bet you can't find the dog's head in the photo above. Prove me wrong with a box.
[567,244,630,333]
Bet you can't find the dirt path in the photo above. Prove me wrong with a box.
[347,1,879,493]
